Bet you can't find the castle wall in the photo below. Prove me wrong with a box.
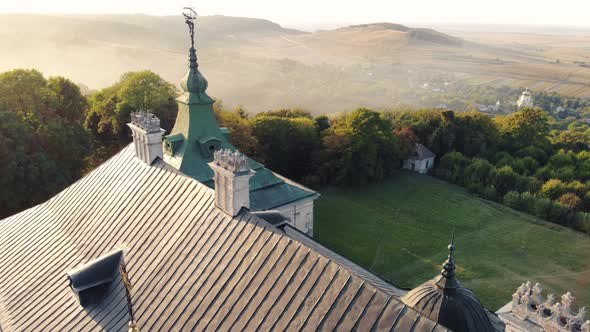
[275,198,315,236]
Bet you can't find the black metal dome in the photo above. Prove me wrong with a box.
[401,234,499,332]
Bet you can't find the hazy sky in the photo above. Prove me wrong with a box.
[2,0,590,29]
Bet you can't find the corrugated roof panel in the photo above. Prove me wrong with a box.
[301,268,351,331]
[0,144,444,332]
[353,289,391,331]
[316,276,363,330]
[286,262,340,331]
[333,283,375,330]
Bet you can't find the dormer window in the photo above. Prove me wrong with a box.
[198,136,222,158]
[164,134,184,156]
[66,250,124,307]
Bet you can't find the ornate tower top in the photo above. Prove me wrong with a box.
[435,229,460,289]
[401,231,499,332]
[180,7,214,104]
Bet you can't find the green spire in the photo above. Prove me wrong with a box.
[180,46,214,105]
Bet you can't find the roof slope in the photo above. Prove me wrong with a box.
[0,144,447,332]
[409,143,436,160]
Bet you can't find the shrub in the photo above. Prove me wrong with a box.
[466,182,484,196]
[557,193,582,211]
[541,179,566,199]
[492,166,519,196]
[583,192,590,211]
[481,185,499,201]
[504,191,522,210]
[534,166,554,181]
[548,202,571,225]
[575,212,590,235]
[533,197,553,220]
[565,180,587,197]
[464,158,494,187]
[526,177,543,193]
[554,166,576,182]
[548,151,576,168]
[513,156,539,176]
[520,192,537,214]
[437,151,469,184]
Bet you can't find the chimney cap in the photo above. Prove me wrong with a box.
[130,112,161,133]
[212,149,251,173]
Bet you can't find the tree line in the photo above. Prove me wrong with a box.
[2,68,590,237]
[0,69,177,217]
[216,103,590,235]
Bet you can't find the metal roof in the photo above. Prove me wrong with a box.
[408,143,436,160]
[401,238,504,332]
[0,145,448,332]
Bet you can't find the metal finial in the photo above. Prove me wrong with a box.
[435,228,459,289]
[448,227,455,256]
[183,7,197,48]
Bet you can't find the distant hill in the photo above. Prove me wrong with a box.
[2,14,590,113]
[346,23,463,46]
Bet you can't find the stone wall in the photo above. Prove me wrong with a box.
[403,157,435,174]
[501,281,589,332]
[275,198,315,236]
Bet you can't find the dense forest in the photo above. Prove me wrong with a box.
[2,68,590,236]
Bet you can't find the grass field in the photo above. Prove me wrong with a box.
[314,171,590,310]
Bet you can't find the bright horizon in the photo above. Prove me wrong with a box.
[2,0,590,30]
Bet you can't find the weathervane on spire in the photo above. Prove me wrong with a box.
[183,7,197,48]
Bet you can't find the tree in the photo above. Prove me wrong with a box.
[464,158,494,186]
[541,179,566,200]
[455,111,499,157]
[315,115,331,132]
[48,76,88,124]
[496,107,551,150]
[0,69,90,217]
[436,151,469,184]
[513,157,539,176]
[255,108,313,119]
[320,108,400,185]
[393,127,417,158]
[553,130,589,152]
[492,166,519,196]
[251,115,319,181]
[85,71,177,165]
[215,107,259,157]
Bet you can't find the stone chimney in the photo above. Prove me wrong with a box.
[208,149,255,216]
[127,112,165,165]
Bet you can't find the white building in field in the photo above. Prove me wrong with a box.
[403,143,436,174]
[517,89,534,110]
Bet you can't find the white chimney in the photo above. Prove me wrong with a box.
[127,112,165,165]
[208,149,255,216]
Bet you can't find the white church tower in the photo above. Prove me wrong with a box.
[517,89,534,110]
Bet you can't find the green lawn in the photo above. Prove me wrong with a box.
[315,171,590,310]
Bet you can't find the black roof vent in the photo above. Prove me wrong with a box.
[66,250,124,307]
